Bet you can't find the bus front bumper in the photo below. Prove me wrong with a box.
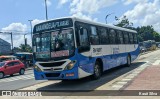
[34,68,79,80]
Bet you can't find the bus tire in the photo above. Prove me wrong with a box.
[92,61,102,80]
[126,55,131,67]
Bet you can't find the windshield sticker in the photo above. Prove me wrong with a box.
[51,50,69,57]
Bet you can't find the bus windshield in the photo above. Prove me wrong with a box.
[33,28,75,60]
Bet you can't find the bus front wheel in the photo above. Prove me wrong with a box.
[92,61,102,80]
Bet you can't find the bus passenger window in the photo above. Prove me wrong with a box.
[117,31,124,44]
[109,29,116,44]
[99,28,109,44]
[79,28,90,47]
[124,32,129,44]
[90,26,99,45]
[129,33,134,44]
[133,34,138,44]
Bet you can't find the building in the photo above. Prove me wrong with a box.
[0,38,11,55]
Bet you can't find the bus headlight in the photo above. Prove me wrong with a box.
[34,65,42,72]
[64,61,76,70]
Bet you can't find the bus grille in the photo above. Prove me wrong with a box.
[39,61,66,67]
[45,73,60,77]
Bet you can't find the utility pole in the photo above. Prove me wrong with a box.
[10,32,13,53]
[28,20,33,41]
[44,0,48,20]
[24,34,27,46]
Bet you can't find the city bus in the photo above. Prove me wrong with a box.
[32,17,140,80]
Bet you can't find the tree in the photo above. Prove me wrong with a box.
[114,15,134,29]
[114,15,160,42]
[19,44,32,53]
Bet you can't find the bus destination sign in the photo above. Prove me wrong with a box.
[33,18,73,33]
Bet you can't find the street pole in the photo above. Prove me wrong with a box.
[105,13,114,24]
[24,34,27,45]
[28,20,33,41]
[44,0,48,20]
[10,32,13,53]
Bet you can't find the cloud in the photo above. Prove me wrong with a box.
[122,0,148,5]
[59,0,70,5]
[0,23,29,47]
[58,0,118,21]
[31,19,45,27]
[2,23,27,33]
[43,0,52,7]
[46,0,52,7]
[122,0,160,32]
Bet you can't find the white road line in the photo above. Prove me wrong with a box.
[0,74,34,83]
[153,60,160,65]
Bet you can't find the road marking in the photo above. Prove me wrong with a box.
[0,74,34,83]
[153,60,160,65]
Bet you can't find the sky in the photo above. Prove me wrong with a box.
[0,0,160,47]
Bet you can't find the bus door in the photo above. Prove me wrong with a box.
[76,22,92,75]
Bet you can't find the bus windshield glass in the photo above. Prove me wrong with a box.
[33,28,75,60]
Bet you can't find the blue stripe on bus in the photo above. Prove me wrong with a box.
[34,46,140,80]
[74,46,140,74]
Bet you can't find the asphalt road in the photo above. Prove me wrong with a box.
[0,69,45,90]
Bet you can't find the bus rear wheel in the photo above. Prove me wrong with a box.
[92,61,102,80]
[126,55,131,67]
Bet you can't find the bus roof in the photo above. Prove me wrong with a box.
[34,16,137,33]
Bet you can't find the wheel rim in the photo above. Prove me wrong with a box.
[21,69,24,74]
[95,64,100,77]
[0,73,3,78]
[128,56,131,65]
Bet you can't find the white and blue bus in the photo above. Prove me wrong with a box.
[33,17,140,80]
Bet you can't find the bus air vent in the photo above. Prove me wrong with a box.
[39,61,65,67]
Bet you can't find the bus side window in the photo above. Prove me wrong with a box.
[99,27,109,44]
[133,34,138,44]
[109,29,116,44]
[124,32,129,44]
[129,33,134,44]
[90,26,99,45]
[78,27,90,52]
[117,31,124,44]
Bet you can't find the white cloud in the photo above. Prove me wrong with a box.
[58,0,118,21]
[122,0,160,32]
[46,0,52,7]
[31,19,45,27]
[122,0,148,5]
[43,0,52,7]
[2,23,27,33]
[72,12,98,21]
[59,0,70,5]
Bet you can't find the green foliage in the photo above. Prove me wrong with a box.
[114,16,160,42]
[115,15,134,29]
[13,44,32,53]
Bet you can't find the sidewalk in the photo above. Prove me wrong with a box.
[124,65,160,90]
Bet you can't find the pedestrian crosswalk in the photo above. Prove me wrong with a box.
[0,71,35,83]
[153,60,160,65]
